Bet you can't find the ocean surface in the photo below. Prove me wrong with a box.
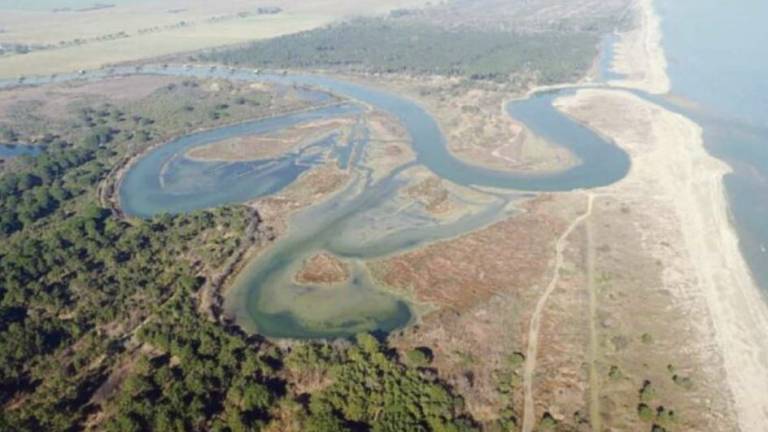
[656,0,768,291]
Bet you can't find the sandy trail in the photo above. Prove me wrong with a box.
[585,207,600,432]
[521,192,594,432]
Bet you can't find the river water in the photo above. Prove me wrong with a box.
[656,0,768,292]
[0,0,762,341]
[0,44,640,338]
[98,65,626,338]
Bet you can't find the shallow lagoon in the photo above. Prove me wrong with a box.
[119,103,359,218]
[0,64,630,338]
[110,66,631,338]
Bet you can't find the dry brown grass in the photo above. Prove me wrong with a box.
[294,252,351,286]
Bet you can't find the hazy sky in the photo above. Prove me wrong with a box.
[0,0,145,11]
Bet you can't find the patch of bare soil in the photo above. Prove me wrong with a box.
[437,87,577,173]
[294,252,351,285]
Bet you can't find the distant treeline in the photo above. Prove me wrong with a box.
[202,19,599,83]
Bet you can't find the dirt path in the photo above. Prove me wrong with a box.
[521,192,594,432]
[585,199,600,432]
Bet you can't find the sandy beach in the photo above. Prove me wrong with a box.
[609,0,670,94]
[598,1,768,428]
[556,87,768,431]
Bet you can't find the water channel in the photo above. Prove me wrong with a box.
[0,54,634,338]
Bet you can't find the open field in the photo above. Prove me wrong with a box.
[0,0,431,78]
[0,74,314,149]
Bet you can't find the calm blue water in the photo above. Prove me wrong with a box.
[119,104,358,217]
[116,67,630,218]
[657,0,768,291]
[270,75,630,192]
[106,66,630,338]
[1,64,631,338]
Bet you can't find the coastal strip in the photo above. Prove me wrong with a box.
[556,89,768,432]
[609,0,670,94]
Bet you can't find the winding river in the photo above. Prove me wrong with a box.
[0,61,630,339]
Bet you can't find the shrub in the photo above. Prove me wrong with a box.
[672,374,693,390]
[507,352,526,369]
[638,403,654,422]
[639,380,656,402]
[405,347,433,367]
[608,365,622,380]
[539,412,557,430]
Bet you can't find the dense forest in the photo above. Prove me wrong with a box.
[201,18,599,83]
[0,79,482,431]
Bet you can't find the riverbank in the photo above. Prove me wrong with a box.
[609,0,670,94]
[556,89,768,431]
[329,72,581,175]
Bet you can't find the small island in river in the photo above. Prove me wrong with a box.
[294,252,351,285]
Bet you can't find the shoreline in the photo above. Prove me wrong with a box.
[101,97,345,218]
[608,0,670,94]
[556,88,768,431]
[324,71,582,176]
[608,0,768,428]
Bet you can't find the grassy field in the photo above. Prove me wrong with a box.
[0,0,430,78]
